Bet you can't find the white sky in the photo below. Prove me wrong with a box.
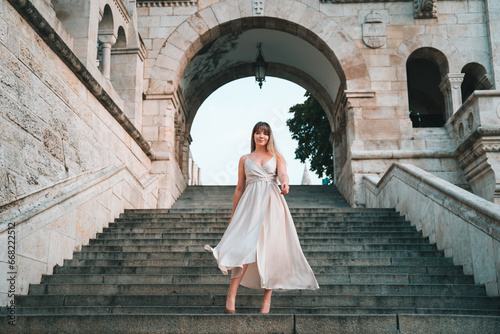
[190,77,326,185]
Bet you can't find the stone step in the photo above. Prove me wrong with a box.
[4,314,500,334]
[5,185,500,334]
[82,238,430,252]
[94,231,424,240]
[110,217,409,225]
[15,293,500,310]
[80,243,436,253]
[72,248,444,261]
[9,305,500,316]
[61,256,455,268]
[27,282,483,296]
[88,236,430,246]
[123,207,400,214]
[105,224,415,233]
[68,249,446,261]
[52,264,465,276]
[121,210,403,218]
[114,217,406,225]
[38,272,475,285]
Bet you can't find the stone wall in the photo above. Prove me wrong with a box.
[137,0,492,205]
[0,0,158,305]
[364,163,500,296]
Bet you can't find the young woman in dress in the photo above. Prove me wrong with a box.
[205,121,319,314]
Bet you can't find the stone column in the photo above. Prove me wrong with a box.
[485,0,500,88]
[439,73,465,120]
[98,32,117,80]
[143,93,187,208]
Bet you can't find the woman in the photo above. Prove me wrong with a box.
[205,121,319,314]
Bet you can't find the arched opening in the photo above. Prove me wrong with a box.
[145,13,364,203]
[190,77,325,185]
[114,26,127,48]
[406,48,448,127]
[173,26,343,182]
[97,5,114,76]
[461,63,492,103]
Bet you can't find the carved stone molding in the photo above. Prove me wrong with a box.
[253,0,264,16]
[136,0,197,7]
[321,0,412,3]
[456,132,500,203]
[414,0,437,19]
[113,0,131,24]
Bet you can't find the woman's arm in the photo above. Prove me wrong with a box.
[276,156,289,195]
[229,155,247,224]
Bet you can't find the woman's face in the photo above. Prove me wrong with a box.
[254,129,269,148]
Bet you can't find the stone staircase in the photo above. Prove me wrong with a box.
[2,185,500,333]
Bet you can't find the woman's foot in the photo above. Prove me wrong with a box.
[259,301,271,314]
[224,307,235,314]
[225,296,236,314]
[260,289,272,314]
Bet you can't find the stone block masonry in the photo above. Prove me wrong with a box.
[0,0,159,306]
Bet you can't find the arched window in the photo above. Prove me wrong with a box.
[406,48,448,127]
[115,26,127,48]
[97,5,115,79]
[461,63,492,103]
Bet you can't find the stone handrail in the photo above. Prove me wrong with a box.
[0,165,158,232]
[363,162,500,296]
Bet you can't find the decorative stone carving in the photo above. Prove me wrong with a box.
[136,0,198,7]
[253,0,264,16]
[112,0,131,23]
[414,0,438,19]
[362,11,386,49]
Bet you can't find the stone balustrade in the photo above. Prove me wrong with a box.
[364,163,500,296]
[447,91,500,204]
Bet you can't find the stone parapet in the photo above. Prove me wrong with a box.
[448,90,500,203]
[364,163,500,296]
[0,165,159,306]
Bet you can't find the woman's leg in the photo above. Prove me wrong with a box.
[259,289,273,314]
[226,264,249,311]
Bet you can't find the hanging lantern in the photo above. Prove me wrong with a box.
[253,43,268,89]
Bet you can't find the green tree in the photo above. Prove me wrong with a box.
[286,92,333,183]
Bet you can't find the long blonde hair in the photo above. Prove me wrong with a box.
[250,121,284,162]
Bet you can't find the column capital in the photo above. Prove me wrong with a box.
[439,73,465,92]
[98,30,117,46]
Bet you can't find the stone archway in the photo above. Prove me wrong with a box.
[142,1,373,207]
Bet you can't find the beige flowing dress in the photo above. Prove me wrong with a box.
[205,155,319,291]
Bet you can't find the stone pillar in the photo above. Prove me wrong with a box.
[110,44,147,129]
[98,32,117,80]
[439,73,465,120]
[485,0,500,88]
[143,93,187,208]
[334,90,377,206]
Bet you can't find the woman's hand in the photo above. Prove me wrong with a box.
[281,183,289,195]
